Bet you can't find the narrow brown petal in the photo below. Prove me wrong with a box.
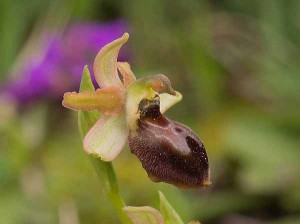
[117,62,136,88]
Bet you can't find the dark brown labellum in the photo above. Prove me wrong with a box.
[128,95,211,188]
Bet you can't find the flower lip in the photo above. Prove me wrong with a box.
[129,96,211,188]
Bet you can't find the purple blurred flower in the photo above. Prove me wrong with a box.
[1,20,129,104]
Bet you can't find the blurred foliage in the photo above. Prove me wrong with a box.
[1,0,300,223]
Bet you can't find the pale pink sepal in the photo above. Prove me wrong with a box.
[93,33,129,89]
[123,206,164,224]
[83,112,129,161]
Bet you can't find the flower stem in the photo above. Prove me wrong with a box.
[78,67,131,223]
[90,157,132,224]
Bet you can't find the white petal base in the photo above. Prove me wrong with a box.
[160,91,182,114]
[83,112,129,161]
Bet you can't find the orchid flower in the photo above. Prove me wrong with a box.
[62,33,211,188]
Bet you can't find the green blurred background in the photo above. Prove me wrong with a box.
[1,0,300,223]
